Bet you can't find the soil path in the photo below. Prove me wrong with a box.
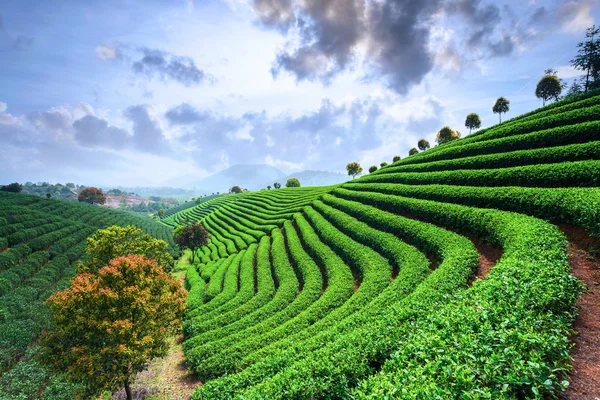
[112,252,202,400]
[561,225,600,400]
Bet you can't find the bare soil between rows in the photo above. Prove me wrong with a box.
[561,225,600,400]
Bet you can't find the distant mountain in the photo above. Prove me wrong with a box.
[191,164,287,193]
[261,170,349,189]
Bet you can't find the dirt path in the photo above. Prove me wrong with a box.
[112,252,202,400]
[561,225,600,400]
[468,235,502,285]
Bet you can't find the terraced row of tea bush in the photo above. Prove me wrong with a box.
[172,90,600,399]
[0,192,178,399]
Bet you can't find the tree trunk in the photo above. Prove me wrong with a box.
[499,114,501,124]
[124,378,132,400]
[190,248,195,263]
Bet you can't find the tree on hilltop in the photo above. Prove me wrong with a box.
[230,186,243,194]
[267,185,271,190]
[286,178,301,188]
[392,155,401,162]
[417,138,430,151]
[571,25,600,92]
[369,165,378,173]
[436,126,460,145]
[0,182,23,193]
[536,69,564,105]
[174,222,210,264]
[41,255,186,400]
[346,162,363,179]
[78,187,106,205]
[465,113,481,134]
[492,97,510,123]
[273,182,281,189]
[408,147,419,156]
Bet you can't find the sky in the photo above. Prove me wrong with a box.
[0,0,598,187]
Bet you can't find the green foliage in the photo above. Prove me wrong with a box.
[392,155,401,162]
[417,138,430,150]
[174,222,211,263]
[40,255,186,399]
[0,183,22,193]
[571,25,600,91]
[435,126,460,145]
[273,182,281,189]
[285,178,300,187]
[79,225,174,274]
[346,161,363,179]
[536,74,564,105]
[368,165,378,173]
[408,147,419,156]
[464,112,481,134]
[493,96,510,123]
[380,161,388,168]
[230,186,243,194]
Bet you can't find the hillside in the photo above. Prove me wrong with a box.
[0,193,178,398]
[157,90,600,399]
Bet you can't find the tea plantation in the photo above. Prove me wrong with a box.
[159,90,600,399]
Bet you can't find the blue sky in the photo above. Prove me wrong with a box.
[0,0,598,187]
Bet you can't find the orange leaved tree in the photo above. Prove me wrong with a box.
[41,255,187,399]
[78,187,106,205]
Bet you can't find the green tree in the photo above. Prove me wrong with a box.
[267,185,271,190]
[465,113,481,134]
[41,255,186,400]
[436,126,461,145]
[346,162,363,179]
[286,178,301,188]
[0,182,23,193]
[173,222,210,264]
[273,182,281,189]
[157,208,165,218]
[571,25,600,92]
[408,147,419,156]
[66,182,75,188]
[565,80,583,98]
[46,193,52,199]
[392,155,401,162]
[78,187,106,205]
[492,97,510,123]
[79,225,174,274]
[368,165,378,173]
[417,138,430,151]
[230,186,243,194]
[535,71,564,105]
[380,162,388,168]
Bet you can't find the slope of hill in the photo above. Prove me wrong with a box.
[160,90,600,399]
[0,193,179,398]
[190,165,287,193]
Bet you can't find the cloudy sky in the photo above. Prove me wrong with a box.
[0,0,597,187]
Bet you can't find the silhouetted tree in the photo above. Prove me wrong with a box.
[571,25,600,92]
[380,162,388,168]
[273,182,281,189]
[492,97,510,123]
[369,165,378,173]
[230,186,243,194]
[417,139,430,151]
[392,155,401,162]
[408,147,419,156]
[0,182,23,193]
[465,113,481,134]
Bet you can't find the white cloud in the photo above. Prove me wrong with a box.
[555,65,584,79]
[95,45,118,60]
[561,1,596,33]
[0,102,7,113]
